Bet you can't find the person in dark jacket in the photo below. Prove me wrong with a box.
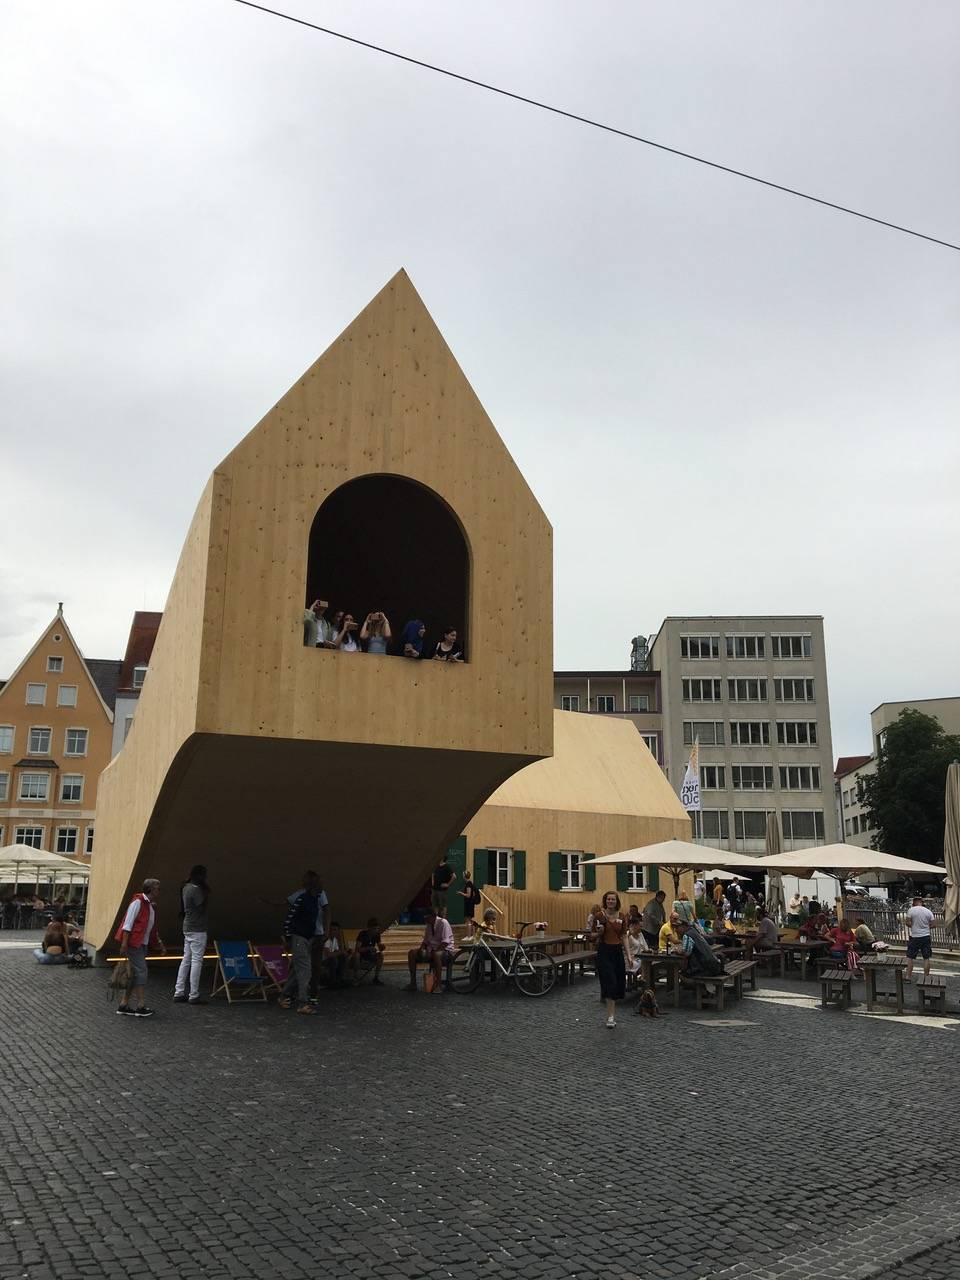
[279,872,322,1015]
[640,890,667,950]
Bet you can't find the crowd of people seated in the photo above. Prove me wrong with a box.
[303,599,464,661]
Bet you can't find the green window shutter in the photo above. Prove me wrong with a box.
[647,864,660,892]
[616,863,630,892]
[473,849,488,889]
[584,860,597,893]
[548,851,563,892]
[512,850,526,890]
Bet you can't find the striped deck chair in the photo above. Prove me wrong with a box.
[253,943,289,995]
[211,941,270,1003]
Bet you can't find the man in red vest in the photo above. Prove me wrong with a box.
[115,878,166,1017]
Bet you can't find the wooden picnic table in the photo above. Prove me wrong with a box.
[476,933,573,952]
[779,939,828,980]
[860,952,907,1015]
[639,951,685,1008]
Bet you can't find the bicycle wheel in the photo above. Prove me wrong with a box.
[448,947,482,993]
[513,954,557,997]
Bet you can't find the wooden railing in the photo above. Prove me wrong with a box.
[476,886,592,937]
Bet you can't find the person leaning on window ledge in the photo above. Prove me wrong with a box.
[433,628,464,662]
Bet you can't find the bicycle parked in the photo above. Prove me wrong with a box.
[448,920,557,996]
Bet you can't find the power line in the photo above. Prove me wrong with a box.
[230,0,959,253]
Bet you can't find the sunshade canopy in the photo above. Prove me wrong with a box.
[579,840,763,870]
[0,845,91,876]
[761,844,945,878]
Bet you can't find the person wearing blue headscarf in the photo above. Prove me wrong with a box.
[399,620,426,658]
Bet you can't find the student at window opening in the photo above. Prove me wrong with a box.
[302,598,333,648]
[433,628,464,662]
[399,619,426,658]
[335,614,361,652]
[360,611,392,655]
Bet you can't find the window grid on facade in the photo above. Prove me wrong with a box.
[731,764,774,791]
[779,764,821,790]
[727,678,768,703]
[699,764,726,790]
[18,772,50,801]
[595,695,616,713]
[560,694,580,712]
[776,720,818,746]
[725,635,765,659]
[626,864,648,891]
[729,720,770,745]
[774,678,815,703]
[492,848,513,887]
[734,810,770,840]
[85,827,95,854]
[771,634,812,659]
[132,666,148,689]
[561,852,582,890]
[57,684,78,708]
[0,726,13,754]
[28,727,52,755]
[680,635,720,659]
[60,774,83,802]
[683,720,724,746]
[782,810,825,842]
[15,826,44,849]
[64,728,88,756]
[46,656,63,673]
[25,684,46,706]
[627,694,649,712]
[640,733,659,762]
[691,809,730,840]
[55,827,78,855]
[682,678,721,703]
[0,772,8,802]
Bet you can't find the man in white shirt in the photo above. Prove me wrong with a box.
[904,896,935,981]
[404,909,455,992]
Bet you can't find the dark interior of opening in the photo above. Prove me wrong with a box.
[305,474,470,658]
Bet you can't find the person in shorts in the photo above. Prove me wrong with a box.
[904,896,934,981]
[430,859,455,917]
[115,878,166,1018]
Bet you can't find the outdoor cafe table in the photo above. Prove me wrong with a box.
[476,933,573,954]
[639,952,685,1008]
[779,939,828,980]
[860,953,908,1015]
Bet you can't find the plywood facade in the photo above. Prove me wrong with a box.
[86,271,554,949]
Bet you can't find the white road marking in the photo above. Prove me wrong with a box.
[743,990,960,1030]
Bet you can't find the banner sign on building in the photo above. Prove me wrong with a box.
[680,739,701,812]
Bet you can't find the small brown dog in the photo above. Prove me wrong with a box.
[634,988,661,1017]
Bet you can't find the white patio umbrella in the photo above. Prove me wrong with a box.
[760,845,946,879]
[580,839,764,900]
[764,814,786,920]
[0,845,90,900]
[944,762,960,934]
[701,869,736,880]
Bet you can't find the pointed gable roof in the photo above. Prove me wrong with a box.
[0,610,115,723]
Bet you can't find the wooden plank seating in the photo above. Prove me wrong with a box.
[751,948,785,979]
[680,972,732,1012]
[820,967,854,1010]
[724,959,758,998]
[552,948,599,985]
[916,974,947,1015]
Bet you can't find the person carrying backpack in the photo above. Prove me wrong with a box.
[458,873,482,936]
[675,920,725,978]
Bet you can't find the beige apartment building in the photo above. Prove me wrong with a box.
[0,608,118,857]
[647,616,837,852]
[552,669,663,765]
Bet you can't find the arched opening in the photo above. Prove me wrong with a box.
[305,474,470,659]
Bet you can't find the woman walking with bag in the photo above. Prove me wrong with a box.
[173,865,210,1006]
[593,891,629,1029]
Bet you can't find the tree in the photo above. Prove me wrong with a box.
[859,709,960,862]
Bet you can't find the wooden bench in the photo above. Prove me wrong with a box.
[916,974,947,1015]
[724,959,758,998]
[750,948,785,979]
[552,948,598,985]
[820,968,854,1009]
[680,972,733,1011]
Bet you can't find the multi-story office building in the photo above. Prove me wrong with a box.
[552,669,663,765]
[835,696,960,850]
[647,616,837,852]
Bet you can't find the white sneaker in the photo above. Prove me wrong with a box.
[606,1016,616,1029]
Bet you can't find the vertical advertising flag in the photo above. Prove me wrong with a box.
[680,738,702,812]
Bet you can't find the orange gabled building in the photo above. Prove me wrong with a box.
[0,607,117,858]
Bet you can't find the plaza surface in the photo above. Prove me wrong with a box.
[1,936,960,1280]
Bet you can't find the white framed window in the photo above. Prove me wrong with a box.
[682,678,721,703]
[55,827,78,855]
[683,720,724,746]
[641,733,659,761]
[680,635,720,660]
[727,678,768,703]
[46,656,63,673]
[725,635,765,660]
[0,726,13,754]
[782,810,825,842]
[691,809,730,840]
[85,826,95,854]
[60,774,84,802]
[771,634,812,660]
[28,727,52,755]
[699,764,726,790]
[779,765,821,790]
[64,728,88,756]
[595,695,616,713]
[774,678,815,703]
[123,715,134,742]
[57,684,78,708]
[25,683,46,706]
[15,826,44,849]
[0,772,8,802]
[561,852,582,890]
[626,864,648,891]
[492,848,513,887]
[845,817,853,836]
[560,694,580,712]
[731,764,774,791]
[734,810,770,840]
[132,665,148,689]
[729,720,770,745]
[18,772,50,801]
[627,694,649,712]
[776,720,818,746]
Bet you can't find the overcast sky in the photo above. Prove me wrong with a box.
[2,1,957,756]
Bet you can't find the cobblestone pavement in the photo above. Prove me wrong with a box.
[1,937,960,1280]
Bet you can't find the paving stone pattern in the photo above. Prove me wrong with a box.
[1,941,959,1279]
